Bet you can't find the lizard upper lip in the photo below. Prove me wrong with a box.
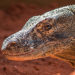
[2,48,35,56]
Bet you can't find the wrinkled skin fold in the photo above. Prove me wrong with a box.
[1,5,75,67]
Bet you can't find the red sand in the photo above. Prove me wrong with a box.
[0,3,75,75]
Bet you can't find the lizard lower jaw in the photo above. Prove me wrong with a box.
[5,55,34,61]
[2,50,46,61]
[4,55,45,61]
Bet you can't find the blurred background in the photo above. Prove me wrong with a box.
[0,0,75,75]
[0,0,75,9]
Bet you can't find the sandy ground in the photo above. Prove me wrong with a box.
[0,3,75,75]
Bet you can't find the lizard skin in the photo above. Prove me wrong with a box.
[1,5,75,67]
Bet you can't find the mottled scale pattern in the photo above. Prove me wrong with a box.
[1,5,75,67]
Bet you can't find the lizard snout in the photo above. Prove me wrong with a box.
[1,41,17,55]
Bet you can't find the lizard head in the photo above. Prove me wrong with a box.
[1,15,56,61]
[1,13,55,60]
[1,5,75,61]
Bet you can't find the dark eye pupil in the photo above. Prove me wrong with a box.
[44,24,52,30]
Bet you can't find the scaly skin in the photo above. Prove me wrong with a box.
[1,5,75,67]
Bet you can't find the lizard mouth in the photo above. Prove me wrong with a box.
[3,55,44,61]
[2,48,35,56]
[4,55,36,61]
[2,51,44,61]
[1,48,46,61]
[2,51,35,61]
[1,48,44,61]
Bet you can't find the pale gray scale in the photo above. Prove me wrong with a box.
[1,30,27,50]
[22,16,41,30]
[1,33,17,50]
[68,5,75,14]
[15,32,33,49]
[50,9,75,38]
[2,5,75,51]
[42,5,75,19]
[17,5,74,41]
[21,5,75,48]
[21,5,75,36]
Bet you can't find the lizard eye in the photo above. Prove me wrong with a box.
[44,24,52,31]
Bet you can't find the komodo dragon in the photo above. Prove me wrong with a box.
[1,5,75,67]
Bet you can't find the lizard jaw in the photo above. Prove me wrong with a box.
[3,53,46,61]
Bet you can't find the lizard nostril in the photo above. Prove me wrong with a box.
[9,42,17,46]
[1,42,17,55]
[2,42,17,51]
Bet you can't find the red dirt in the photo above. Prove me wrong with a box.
[0,3,75,75]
